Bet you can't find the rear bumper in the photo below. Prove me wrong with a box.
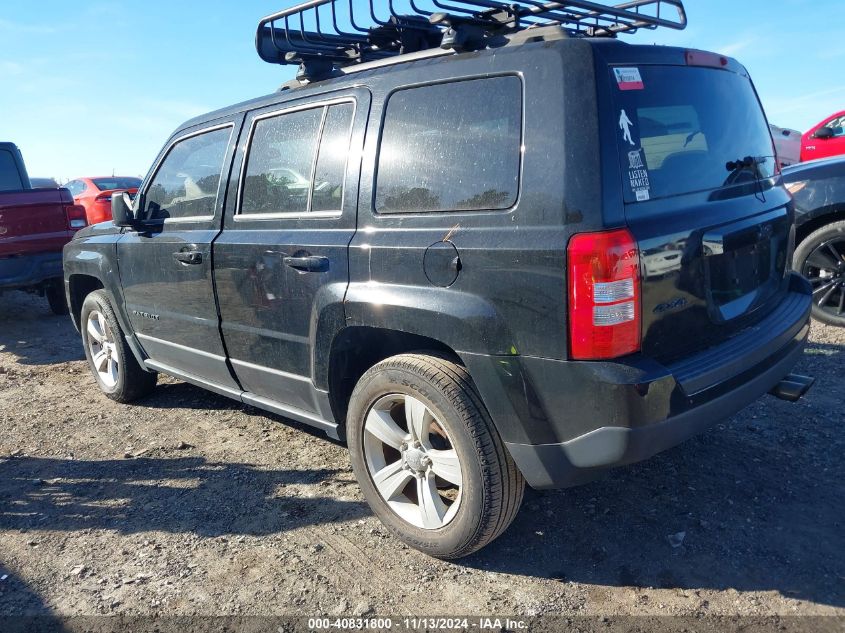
[462,273,812,489]
[0,252,63,290]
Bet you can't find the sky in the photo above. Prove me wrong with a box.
[0,0,839,181]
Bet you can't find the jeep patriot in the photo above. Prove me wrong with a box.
[63,0,814,557]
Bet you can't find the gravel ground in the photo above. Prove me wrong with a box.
[0,291,843,619]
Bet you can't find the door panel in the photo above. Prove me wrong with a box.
[214,92,368,414]
[118,120,242,388]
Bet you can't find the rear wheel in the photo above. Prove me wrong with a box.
[81,290,157,402]
[794,220,845,327]
[347,353,524,559]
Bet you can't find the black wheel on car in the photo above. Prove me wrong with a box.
[347,353,525,559]
[794,220,845,327]
[80,289,157,403]
[45,279,69,316]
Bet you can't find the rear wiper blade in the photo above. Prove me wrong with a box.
[725,155,768,202]
[725,155,763,172]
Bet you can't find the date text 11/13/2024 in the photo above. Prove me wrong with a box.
[307,617,528,630]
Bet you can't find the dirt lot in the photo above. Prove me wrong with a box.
[0,291,843,620]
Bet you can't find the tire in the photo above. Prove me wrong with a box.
[45,279,69,316]
[347,353,524,559]
[794,220,845,327]
[80,289,157,403]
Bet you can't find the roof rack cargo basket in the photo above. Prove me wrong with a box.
[257,0,687,80]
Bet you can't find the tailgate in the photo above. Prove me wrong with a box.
[0,188,74,258]
[629,197,792,364]
[604,62,794,363]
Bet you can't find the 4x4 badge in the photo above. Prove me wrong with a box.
[654,297,688,314]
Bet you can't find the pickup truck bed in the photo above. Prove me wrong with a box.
[0,187,86,313]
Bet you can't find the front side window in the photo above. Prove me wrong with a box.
[824,115,845,137]
[375,76,522,214]
[144,126,231,221]
[240,102,354,216]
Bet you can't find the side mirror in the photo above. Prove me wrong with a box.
[111,192,137,228]
[814,126,835,140]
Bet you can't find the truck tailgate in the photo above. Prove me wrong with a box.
[0,188,75,258]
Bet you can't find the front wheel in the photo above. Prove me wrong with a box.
[347,353,524,559]
[794,220,845,327]
[80,290,157,402]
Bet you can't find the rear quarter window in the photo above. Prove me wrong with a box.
[375,76,522,214]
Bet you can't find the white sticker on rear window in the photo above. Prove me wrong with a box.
[614,67,644,91]
[619,110,635,146]
[628,150,644,170]
[628,147,651,201]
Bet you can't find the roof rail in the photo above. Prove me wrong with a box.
[257,0,687,81]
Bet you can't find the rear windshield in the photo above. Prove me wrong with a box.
[92,177,141,191]
[611,65,775,203]
[0,150,24,191]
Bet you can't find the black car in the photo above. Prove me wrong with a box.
[63,0,813,558]
[784,157,845,326]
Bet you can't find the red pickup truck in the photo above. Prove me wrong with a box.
[0,142,87,314]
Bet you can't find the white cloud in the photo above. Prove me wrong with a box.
[718,38,757,57]
[0,18,61,35]
[0,60,24,76]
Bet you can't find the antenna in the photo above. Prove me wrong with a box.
[257,0,687,81]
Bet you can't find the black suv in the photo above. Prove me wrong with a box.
[64,0,814,558]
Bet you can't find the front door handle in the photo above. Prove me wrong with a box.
[173,250,203,265]
[283,255,329,273]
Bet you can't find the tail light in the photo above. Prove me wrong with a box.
[685,50,728,68]
[64,204,88,230]
[95,193,114,204]
[567,228,641,360]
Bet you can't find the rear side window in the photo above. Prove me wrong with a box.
[240,102,354,216]
[0,150,24,191]
[312,104,354,212]
[144,126,232,221]
[375,76,522,213]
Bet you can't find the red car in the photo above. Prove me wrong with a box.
[65,176,142,225]
[800,111,845,162]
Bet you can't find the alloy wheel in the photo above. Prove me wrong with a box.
[362,393,463,530]
[86,310,119,388]
[803,237,845,318]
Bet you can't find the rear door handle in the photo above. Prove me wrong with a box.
[173,250,203,265]
[283,255,329,273]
